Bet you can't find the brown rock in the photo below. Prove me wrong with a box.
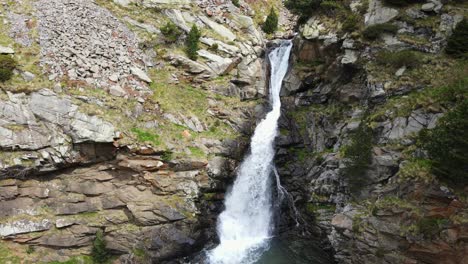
[19,187,50,198]
[331,213,353,230]
[0,186,19,199]
[54,201,99,215]
[66,181,114,196]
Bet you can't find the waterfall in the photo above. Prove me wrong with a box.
[208,40,293,264]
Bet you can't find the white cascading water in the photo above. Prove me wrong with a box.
[208,40,293,264]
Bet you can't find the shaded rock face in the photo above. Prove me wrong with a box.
[275,13,468,262]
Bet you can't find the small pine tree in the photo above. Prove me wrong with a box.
[185,25,201,61]
[232,0,240,7]
[342,122,373,194]
[262,8,278,34]
[92,230,110,263]
[446,19,468,58]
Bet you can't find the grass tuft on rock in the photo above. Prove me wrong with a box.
[363,23,398,40]
[160,21,182,43]
[0,55,17,82]
[375,50,423,69]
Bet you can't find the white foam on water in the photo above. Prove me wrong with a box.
[208,41,293,264]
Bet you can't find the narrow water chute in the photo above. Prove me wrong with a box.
[208,41,293,264]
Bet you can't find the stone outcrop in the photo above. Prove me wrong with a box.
[0,89,116,176]
[0,152,232,262]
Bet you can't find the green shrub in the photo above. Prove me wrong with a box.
[362,23,398,40]
[375,50,422,68]
[397,159,433,183]
[232,0,240,7]
[160,21,182,43]
[26,245,35,254]
[383,0,423,6]
[342,13,361,32]
[416,217,449,238]
[91,230,110,263]
[342,122,373,194]
[262,8,279,34]
[0,55,17,82]
[446,19,468,58]
[285,0,322,18]
[161,151,173,162]
[209,43,219,52]
[185,25,201,60]
[320,0,344,12]
[357,0,369,14]
[419,100,468,186]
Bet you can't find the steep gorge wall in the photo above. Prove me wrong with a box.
[276,0,468,263]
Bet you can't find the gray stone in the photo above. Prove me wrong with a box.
[166,54,215,76]
[130,67,152,83]
[421,3,435,12]
[55,218,76,228]
[395,66,406,77]
[341,50,358,65]
[200,37,239,56]
[109,85,126,97]
[198,15,236,41]
[164,9,190,32]
[109,74,119,82]
[230,14,263,45]
[113,0,133,7]
[0,46,14,54]
[0,219,53,236]
[365,0,399,26]
[142,0,190,7]
[197,49,235,75]
[21,71,36,81]
[301,17,324,39]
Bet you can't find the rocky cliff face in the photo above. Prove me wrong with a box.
[276,0,467,263]
[0,0,295,262]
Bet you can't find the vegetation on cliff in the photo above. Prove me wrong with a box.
[91,230,110,263]
[185,25,201,60]
[342,122,373,194]
[420,99,468,186]
[262,8,279,34]
[160,21,182,43]
[0,55,17,82]
[446,18,468,58]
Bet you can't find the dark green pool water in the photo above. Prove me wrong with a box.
[255,235,333,264]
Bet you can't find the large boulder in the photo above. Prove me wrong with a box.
[365,0,399,26]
